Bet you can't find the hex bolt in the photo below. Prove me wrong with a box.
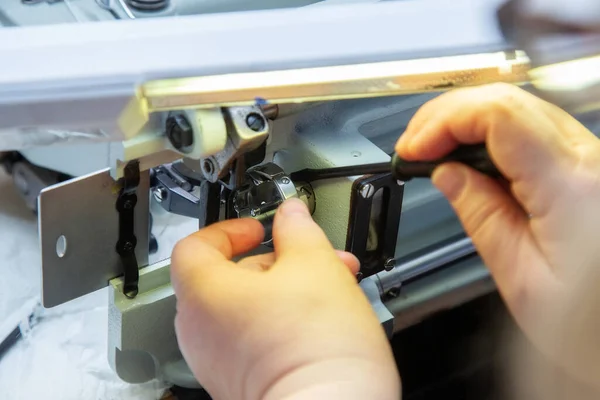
[153,187,167,203]
[166,114,194,150]
[360,184,375,199]
[384,258,395,272]
[246,113,266,132]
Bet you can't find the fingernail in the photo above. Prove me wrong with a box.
[279,198,310,217]
[431,164,466,202]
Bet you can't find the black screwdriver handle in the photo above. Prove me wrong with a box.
[391,144,501,182]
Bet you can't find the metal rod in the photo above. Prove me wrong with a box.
[289,162,390,183]
[138,51,530,113]
[377,236,476,295]
[386,257,494,333]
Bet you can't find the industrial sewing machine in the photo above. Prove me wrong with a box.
[0,0,598,397]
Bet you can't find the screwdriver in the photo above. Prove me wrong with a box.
[289,144,501,183]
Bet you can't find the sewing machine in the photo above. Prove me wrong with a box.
[1,0,598,397]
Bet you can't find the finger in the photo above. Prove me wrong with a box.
[395,93,453,155]
[395,84,574,180]
[335,251,361,275]
[432,163,561,323]
[238,253,276,272]
[237,251,359,274]
[272,198,341,268]
[171,218,264,294]
[237,250,359,276]
[395,84,579,216]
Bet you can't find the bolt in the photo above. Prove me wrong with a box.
[281,177,290,184]
[250,207,260,217]
[384,258,395,272]
[153,187,167,203]
[124,285,139,299]
[360,184,375,199]
[386,287,400,299]
[246,113,266,132]
[166,114,194,150]
[122,241,134,252]
[123,200,134,210]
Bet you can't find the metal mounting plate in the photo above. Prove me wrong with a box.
[39,169,150,308]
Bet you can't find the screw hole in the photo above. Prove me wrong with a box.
[203,159,214,175]
[351,151,361,158]
[56,235,67,258]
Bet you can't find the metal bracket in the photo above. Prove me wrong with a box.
[116,161,141,299]
[39,168,150,308]
[152,162,200,219]
[198,180,221,229]
[193,106,269,183]
[346,173,404,281]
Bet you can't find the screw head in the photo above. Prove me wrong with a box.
[122,241,134,252]
[166,114,194,150]
[250,207,260,217]
[281,177,290,184]
[153,187,167,203]
[384,258,395,272]
[246,113,266,132]
[123,200,134,210]
[360,184,375,199]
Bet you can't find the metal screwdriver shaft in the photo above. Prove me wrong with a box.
[290,144,501,183]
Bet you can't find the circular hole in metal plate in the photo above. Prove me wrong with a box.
[56,235,67,258]
[203,159,215,175]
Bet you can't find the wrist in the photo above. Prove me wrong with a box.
[262,358,401,400]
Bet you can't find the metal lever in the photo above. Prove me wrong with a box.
[290,144,501,183]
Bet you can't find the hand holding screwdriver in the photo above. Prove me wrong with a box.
[391,143,500,182]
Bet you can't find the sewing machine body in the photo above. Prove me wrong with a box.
[2,0,593,393]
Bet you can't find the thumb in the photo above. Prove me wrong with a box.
[272,198,340,267]
[432,163,557,318]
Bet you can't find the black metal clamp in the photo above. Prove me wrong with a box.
[345,173,404,281]
[116,161,141,299]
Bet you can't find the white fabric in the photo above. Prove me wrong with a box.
[0,169,197,399]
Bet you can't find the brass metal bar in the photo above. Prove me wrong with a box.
[119,51,530,138]
[143,51,530,111]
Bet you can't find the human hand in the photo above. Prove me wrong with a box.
[396,83,600,388]
[171,199,400,400]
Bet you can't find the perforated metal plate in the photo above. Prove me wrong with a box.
[39,169,149,308]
